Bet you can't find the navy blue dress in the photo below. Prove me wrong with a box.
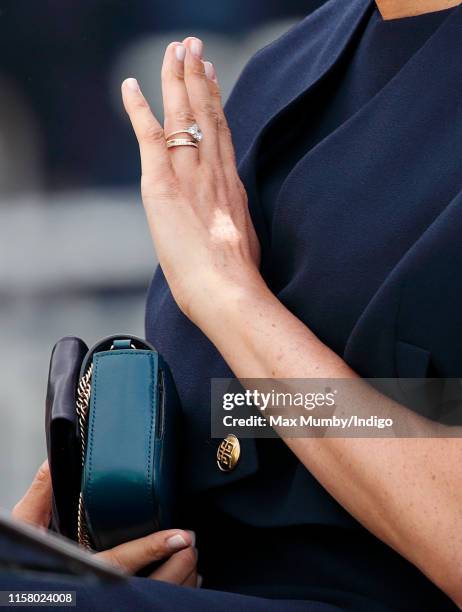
[258,6,452,232]
[145,1,462,610]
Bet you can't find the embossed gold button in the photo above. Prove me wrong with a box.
[217,434,240,472]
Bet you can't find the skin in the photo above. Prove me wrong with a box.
[376,0,461,19]
[119,35,462,605]
[12,461,200,586]
[14,2,462,605]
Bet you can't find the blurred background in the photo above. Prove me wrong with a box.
[0,0,326,509]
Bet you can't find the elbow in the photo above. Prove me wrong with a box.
[412,532,462,607]
[432,562,462,608]
[446,582,462,609]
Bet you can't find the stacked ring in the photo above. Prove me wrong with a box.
[165,123,203,143]
[165,122,202,149]
[166,139,199,149]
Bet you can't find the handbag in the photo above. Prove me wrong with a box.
[45,334,180,552]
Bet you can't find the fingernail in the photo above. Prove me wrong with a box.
[175,44,186,62]
[166,534,188,551]
[186,530,196,546]
[191,38,203,58]
[125,78,139,92]
[196,574,203,588]
[204,61,216,81]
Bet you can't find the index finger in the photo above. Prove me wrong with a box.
[97,529,194,575]
[121,78,175,188]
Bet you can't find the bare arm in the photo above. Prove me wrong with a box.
[121,37,462,606]
[201,281,462,606]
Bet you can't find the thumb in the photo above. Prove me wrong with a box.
[12,460,52,528]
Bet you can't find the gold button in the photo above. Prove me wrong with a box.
[217,434,240,472]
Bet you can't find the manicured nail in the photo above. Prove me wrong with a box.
[186,530,196,546]
[175,44,186,62]
[196,574,203,588]
[166,534,188,551]
[125,78,139,92]
[204,61,216,81]
[191,38,203,58]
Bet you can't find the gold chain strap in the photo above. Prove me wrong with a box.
[75,364,93,550]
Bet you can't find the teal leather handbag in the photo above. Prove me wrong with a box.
[45,334,180,551]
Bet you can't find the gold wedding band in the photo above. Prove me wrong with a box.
[166,138,199,149]
[166,129,194,139]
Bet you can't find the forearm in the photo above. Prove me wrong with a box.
[200,277,352,378]
[199,279,462,604]
[120,33,462,602]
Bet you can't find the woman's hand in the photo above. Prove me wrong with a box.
[121,37,263,325]
[12,460,52,528]
[12,462,200,587]
[120,37,462,609]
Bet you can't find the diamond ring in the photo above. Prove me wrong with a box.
[165,123,203,143]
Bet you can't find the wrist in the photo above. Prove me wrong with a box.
[194,274,284,370]
[188,267,272,333]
